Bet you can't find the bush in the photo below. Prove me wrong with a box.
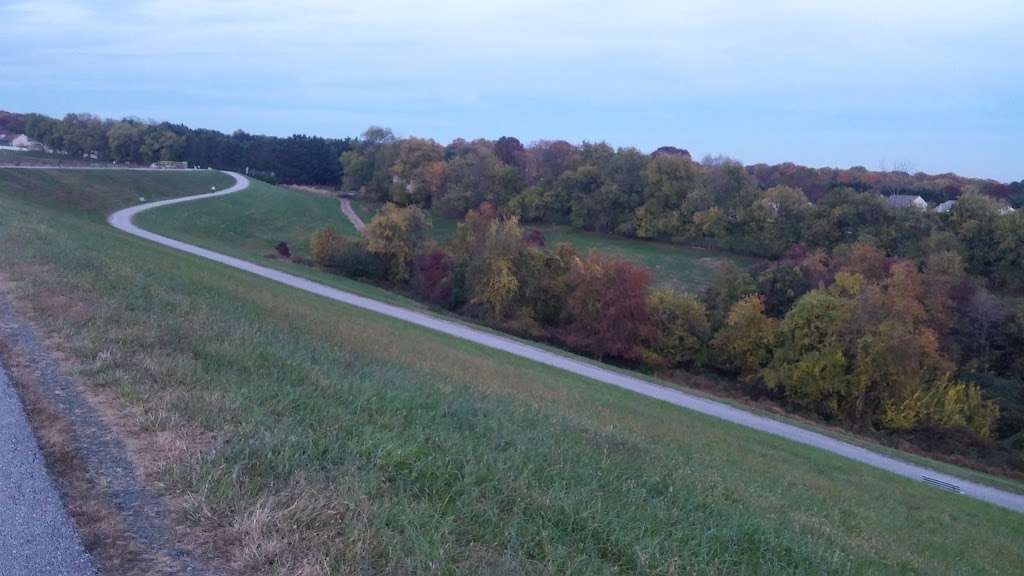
[309,227,385,279]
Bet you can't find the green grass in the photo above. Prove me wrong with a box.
[352,199,759,293]
[145,182,1024,496]
[138,181,360,258]
[2,169,1023,574]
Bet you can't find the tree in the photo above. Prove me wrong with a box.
[645,290,710,369]
[948,193,1001,277]
[994,211,1024,290]
[436,144,505,217]
[563,252,655,361]
[494,136,525,170]
[412,248,454,307]
[756,263,811,317]
[710,295,779,383]
[107,121,147,163]
[632,154,701,238]
[703,263,756,328]
[390,137,445,206]
[364,204,431,283]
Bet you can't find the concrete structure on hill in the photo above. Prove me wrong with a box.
[886,194,927,210]
[936,200,957,213]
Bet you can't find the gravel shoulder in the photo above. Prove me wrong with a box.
[0,283,215,575]
[0,362,94,576]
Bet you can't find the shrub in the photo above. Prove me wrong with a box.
[309,227,385,279]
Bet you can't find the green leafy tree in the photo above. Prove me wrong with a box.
[645,290,710,369]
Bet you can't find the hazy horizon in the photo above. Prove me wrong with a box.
[3,0,1021,181]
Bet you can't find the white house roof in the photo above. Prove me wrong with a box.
[886,194,927,209]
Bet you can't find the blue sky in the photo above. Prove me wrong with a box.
[2,0,1022,181]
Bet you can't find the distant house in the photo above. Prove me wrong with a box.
[999,205,1016,215]
[936,200,957,213]
[886,194,927,210]
[11,134,43,151]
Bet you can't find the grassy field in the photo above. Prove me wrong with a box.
[138,182,360,259]
[2,169,1023,574]
[352,200,759,293]
[142,181,1024,495]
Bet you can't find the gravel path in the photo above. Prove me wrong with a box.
[0,362,94,575]
[339,197,366,233]
[107,170,1024,515]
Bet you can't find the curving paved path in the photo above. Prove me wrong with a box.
[105,170,1024,514]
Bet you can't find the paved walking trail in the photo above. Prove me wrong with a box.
[103,169,1024,515]
[0,363,94,575]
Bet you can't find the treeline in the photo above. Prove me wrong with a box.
[1,111,353,185]
[308,203,1024,473]
[340,129,1024,293]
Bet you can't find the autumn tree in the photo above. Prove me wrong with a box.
[412,248,454,307]
[390,137,446,205]
[563,252,654,361]
[364,203,431,283]
[710,295,779,383]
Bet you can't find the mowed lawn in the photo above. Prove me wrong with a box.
[1,170,1023,574]
[138,181,361,258]
[354,199,760,293]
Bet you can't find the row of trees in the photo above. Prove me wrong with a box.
[308,203,1024,467]
[7,112,353,185]
[339,129,1024,292]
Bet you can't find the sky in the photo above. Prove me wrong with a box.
[2,0,1022,181]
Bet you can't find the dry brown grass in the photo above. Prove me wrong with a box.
[0,340,160,574]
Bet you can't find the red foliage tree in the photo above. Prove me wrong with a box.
[563,252,655,361]
[412,248,454,307]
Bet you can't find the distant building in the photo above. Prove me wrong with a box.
[150,160,188,169]
[999,205,1016,215]
[936,200,957,213]
[11,134,43,151]
[886,194,927,210]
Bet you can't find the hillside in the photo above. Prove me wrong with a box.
[2,168,1021,573]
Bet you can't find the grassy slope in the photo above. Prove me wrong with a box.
[2,170,1023,574]
[137,182,360,258]
[352,199,759,293]
[145,183,1024,496]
